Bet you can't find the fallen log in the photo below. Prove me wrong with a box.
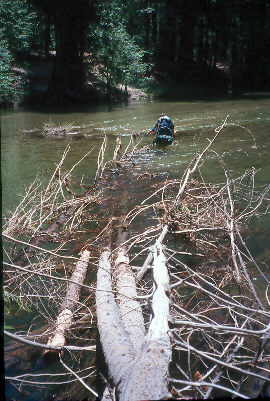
[96,249,136,399]
[120,229,172,401]
[114,227,145,352]
[137,225,168,281]
[44,250,90,360]
[96,224,172,401]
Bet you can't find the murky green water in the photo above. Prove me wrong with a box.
[2,98,270,212]
[2,98,270,254]
[2,97,270,272]
[2,97,270,399]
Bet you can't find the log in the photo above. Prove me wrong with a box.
[97,226,172,401]
[100,218,145,400]
[44,250,90,359]
[96,249,136,399]
[121,235,172,401]
[114,229,145,352]
[137,225,168,281]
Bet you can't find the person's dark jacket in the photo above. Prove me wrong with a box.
[152,115,174,137]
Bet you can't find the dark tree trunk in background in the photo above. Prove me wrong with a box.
[229,0,241,94]
[144,0,150,61]
[47,0,92,105]
[177,0,199,65]
[244,0,270,90]
[43,15,50,57]
[156,0,177,74]
[151,0,158,54]
[197,16,204,65]
[203,18,209,65]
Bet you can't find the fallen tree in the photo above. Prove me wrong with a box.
[96,221,171,401]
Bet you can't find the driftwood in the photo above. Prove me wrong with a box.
[44,250,90,359]
[121,227,172,401]
[96,222,172,401]
[96,249,136,399]
[114,227,145,352]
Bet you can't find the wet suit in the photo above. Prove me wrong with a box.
[152,115,175,145]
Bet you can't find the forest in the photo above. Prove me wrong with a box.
[1,0,270,106]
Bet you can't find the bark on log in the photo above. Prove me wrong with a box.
[96,249,136,398]
[97,225,172,401]
[121,234,172,401]
[44,250,90,359]
[114,229,145,352]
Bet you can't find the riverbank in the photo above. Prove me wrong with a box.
[1,51,229,109]
[2,50,270,110]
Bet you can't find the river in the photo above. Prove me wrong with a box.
[2,97,270,250]
[2,96,270,399]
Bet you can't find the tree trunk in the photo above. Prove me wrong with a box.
[96,224,172,401]
[96,249,136,399]
[120,231,171,401]
[47,0,90,105]
[44,250,90,359]
[177,0,198,64]
[114,228,145,352]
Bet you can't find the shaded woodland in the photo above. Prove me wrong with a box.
[1,0,270,105]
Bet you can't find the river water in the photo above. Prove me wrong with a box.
[2,97,270,252]
[2,96,270,399]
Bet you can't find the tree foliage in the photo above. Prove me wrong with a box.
[92,0,149,92]
[0,0,270,105]
[0,0,38,52]
[0,0,38,103]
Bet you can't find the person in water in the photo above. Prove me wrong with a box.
[149,113,175,138]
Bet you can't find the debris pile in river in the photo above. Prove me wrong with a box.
[3,123,270,400]
[42,121,72,137]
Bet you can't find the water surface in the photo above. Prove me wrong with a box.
[2,98,270,211]
[2,97,270,399]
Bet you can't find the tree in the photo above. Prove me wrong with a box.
[0,0,39,103]
[28,0,97,105]
[92,0,149,96]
